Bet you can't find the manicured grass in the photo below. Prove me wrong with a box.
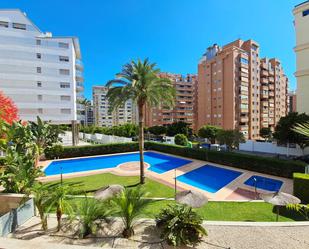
[44,173,175,198]
[45,173,305,222]
[60,198,304,222]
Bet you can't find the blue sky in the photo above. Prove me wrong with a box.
[1,0,301,99]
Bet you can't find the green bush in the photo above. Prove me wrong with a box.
[156,204,207,246]
[293,173,309,204]
[174,134,188,146]
[45,142,139,159]
[145,142,306,178]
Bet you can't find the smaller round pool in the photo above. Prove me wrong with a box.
[244,175,283,192]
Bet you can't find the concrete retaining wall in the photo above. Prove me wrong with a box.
[0,194,35,236]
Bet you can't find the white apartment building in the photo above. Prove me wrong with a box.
[93,86,136,127]
[0,9,84,124]
[293,1,309,114]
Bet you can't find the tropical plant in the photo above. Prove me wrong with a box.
[166,121,191,137]
[286,203,309,220]
[70,197,110,238]
[217,129,245,150]
[293,121,309,139]
[79,98,92,126]
[29,183,53,231]
[107,58,175,184]
[0,150,43,193]
[156,204,207,246]
[112,187,151,238]
[273,112,309,149]
[174,134,188,146]
[30,116,63,166]
[198,125,222,143]
[260,127,272,141]
[148,125,167,136]
[49,184,73,232]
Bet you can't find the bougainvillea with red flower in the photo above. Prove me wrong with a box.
[0,91,19,124]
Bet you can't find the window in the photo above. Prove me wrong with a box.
[36,53,41,59]
[61,109,71,114]
[59,69,69,75]
[58,42,69,48]
[36,39,41,45]
[37,67,41,73]
[303,9,309,17]
[37,95,42,101]
[60,95,71,101]
[13,23,26,30]
[0,21,8,28]
[240,57,248,65]
[38,108,43,114]
[59,56,69,62]
[60,82,70,88]
[37,81,42,87]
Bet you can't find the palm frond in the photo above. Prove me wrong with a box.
[293,122,309,138]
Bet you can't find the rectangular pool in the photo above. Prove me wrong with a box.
[244,175,283,192]
[44,151,191,176]
[176,165,242,193]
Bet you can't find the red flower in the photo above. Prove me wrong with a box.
[0,91,19,124]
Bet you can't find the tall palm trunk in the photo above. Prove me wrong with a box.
[56,207,62,232]
[138,102,145,184]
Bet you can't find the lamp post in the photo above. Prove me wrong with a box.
[174,168,177,200]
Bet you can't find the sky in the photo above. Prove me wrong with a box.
[0,0,301,99]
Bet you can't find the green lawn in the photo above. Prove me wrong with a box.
[44,173,305,222]
[44,173,175,198]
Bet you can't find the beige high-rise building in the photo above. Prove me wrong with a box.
[293,1,309,114]
[197,39,288,140]
[92,86,136,127]
[144,73,198,130]
[288,91,297,113]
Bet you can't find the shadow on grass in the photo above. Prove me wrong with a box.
[272,206,306,221]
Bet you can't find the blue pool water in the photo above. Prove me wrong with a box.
[176,165,242,193]
[244,175,283,192]
[44,151,192,176]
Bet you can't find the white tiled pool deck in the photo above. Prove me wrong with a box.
[38,151,293,201]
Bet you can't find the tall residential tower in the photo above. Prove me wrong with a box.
[0,9,84,124]
[197,39,288,139]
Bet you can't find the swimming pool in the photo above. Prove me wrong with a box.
[44,151,192,176]
[244,175,283,192]
[176,165,242,193]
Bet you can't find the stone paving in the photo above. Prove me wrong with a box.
[2,216,308,249]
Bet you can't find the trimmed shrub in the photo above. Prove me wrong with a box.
[145,142,306,178]
[45,142,139,159]
[174,134,188,146]
[293,173,309,204]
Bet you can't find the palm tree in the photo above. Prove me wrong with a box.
[49,184,73,232]
[79,99,91,126]
[106,59,175,184]
[29,183,53,231]
[294,122,309,138]
[112,187,151,238]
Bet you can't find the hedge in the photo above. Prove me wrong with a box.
[293,173,309,204]
[144,142,306,179]
[45,142,139,159]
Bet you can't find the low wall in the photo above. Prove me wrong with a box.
[239,140,309,157]
[0,194,35,236]
[79,132,132,144]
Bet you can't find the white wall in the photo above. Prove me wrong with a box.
[0,10,84,124]
[239,140,309,156]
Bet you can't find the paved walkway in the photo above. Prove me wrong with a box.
[3,216,309,249]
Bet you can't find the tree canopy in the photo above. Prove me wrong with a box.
[273,112,309,149]
[198,125,222,143]
[166,121,191,137]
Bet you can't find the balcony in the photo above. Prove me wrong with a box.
[261,70,269,77]
[269,77,274,82]
[269,91,275,97]
[239,125,249,131]
[75,59,84,71]
[261,62,267,69]
[261,85,269,91]
[261,93,268,99]
[240,116,249,122]
[269,84,274,90]
[76,70,84,82]
[261,78,268,84]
